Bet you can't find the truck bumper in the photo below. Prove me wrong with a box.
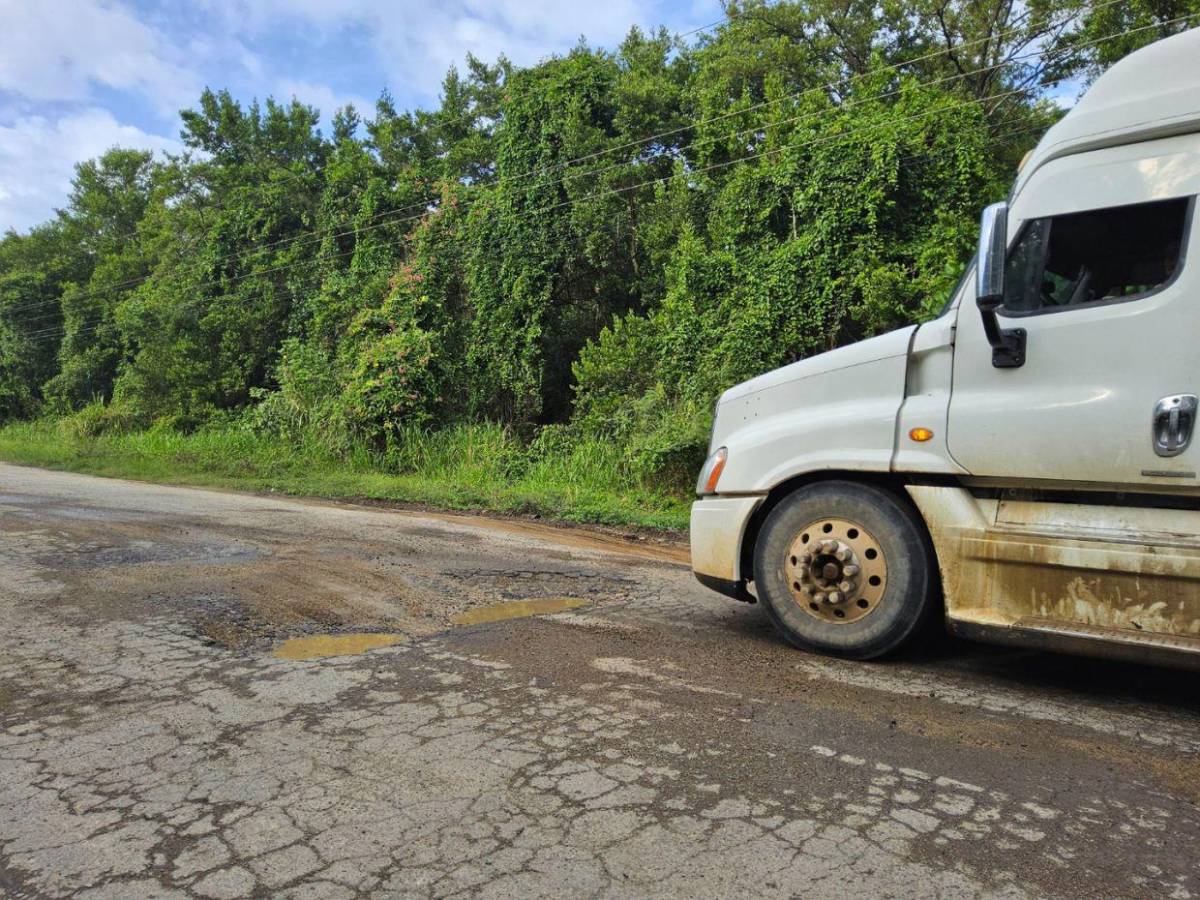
[690,495,765,599]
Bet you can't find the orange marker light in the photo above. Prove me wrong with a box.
[909,427,934,443]
[701,447,728,494]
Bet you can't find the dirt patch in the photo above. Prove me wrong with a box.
[451,596,590,625]
[273,632,407,660]
[321,496,691,564]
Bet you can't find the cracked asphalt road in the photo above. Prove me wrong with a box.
[1,463,1199,899]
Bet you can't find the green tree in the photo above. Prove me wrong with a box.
[44,148,160,410]
[0,0,1170,487]
[1053,0,1200,81]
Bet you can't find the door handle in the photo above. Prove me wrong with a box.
[1153,394,1198,457]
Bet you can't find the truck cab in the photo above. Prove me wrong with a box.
[690,28,1200,668]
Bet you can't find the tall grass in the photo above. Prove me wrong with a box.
[0,419,691,531]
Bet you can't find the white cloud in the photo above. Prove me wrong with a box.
[384,0,693,100]
[0,109,180,232]
[0,0,712,231]
[201,0,696,102]
[0,0,200,115]
[274,79,373,122]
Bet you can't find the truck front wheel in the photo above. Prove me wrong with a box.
[752,480,937,659]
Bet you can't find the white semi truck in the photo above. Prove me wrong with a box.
[690,28,1200,668]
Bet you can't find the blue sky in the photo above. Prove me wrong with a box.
[0,0,719,232]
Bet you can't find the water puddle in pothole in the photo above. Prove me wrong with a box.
[273,632,408,660]
[451,596,589,626]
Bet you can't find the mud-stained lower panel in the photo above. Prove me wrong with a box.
[908,485,1200,660]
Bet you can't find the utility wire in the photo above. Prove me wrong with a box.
[45,7,745,253]
[15,41,1030,332]
[6,8,1155,323]
[18,95,1054,347]
[38,0,1121,265]
[238,0,1126,242]
[16,80,1031,333]
[25,116,1052,348]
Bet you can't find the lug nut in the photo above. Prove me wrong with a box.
[838,580,852,592]
[827,591,842,604]
[843,564,859,577]
[814,591,827,603]
[836,547,852,561]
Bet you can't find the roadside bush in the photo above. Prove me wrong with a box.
[248,339,353,455]
[570,312,658,438]
[386,422,529,485]
[60,398,145,439]
[622,386,712,487]
[526,422,578,461]
[342,326,441,451]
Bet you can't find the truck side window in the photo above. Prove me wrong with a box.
[1002,196,1190,314]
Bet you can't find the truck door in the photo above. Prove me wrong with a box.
[947,141,1199,488]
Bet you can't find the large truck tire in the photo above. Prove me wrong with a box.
[752,480,937,660]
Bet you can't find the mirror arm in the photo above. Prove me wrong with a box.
[979,305,1026,368]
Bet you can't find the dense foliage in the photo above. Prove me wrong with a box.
[1,0,1193,492]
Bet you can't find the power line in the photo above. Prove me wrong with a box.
[15,82,1029,335]
[27,2,1171,351]
[18,46,1025,330]
[26,117,1052,350]
[295,0,1121,245]
[31,8,745,255]
[25,0,1118,272]
[20,96,1053,348]
[5,8,1150,323]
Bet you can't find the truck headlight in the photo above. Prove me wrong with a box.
[696,446,728,496]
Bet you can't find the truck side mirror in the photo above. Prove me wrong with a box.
[974,202,1026,368]
[976,202,1007,310]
